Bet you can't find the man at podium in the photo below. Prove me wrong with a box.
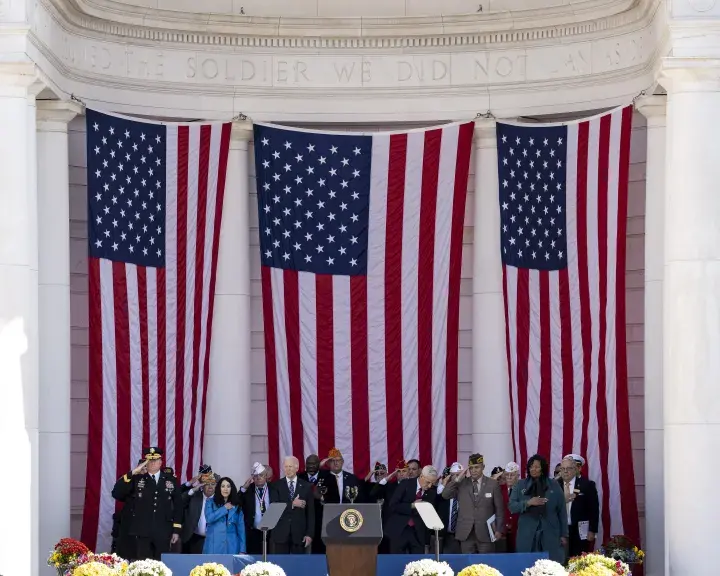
[385,465,440,554]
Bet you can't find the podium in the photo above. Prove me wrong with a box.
[321,504,383,576]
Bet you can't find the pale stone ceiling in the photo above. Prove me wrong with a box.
[95,0,625,17]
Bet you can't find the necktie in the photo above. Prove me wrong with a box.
[473,480,479,499]
[310,476,317,484]
[565,482,572,518]
[289,480,296,501]
[409,488,423,527]
[449,499,458,533]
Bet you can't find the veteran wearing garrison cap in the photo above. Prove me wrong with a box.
[111,447,183,561]
[441,453,505,554]
[318,448,362,504]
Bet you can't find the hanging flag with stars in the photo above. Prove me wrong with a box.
[255,122,473,476]
[497,106,639,547]
[81,109,231,552]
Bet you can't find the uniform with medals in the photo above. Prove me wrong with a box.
[111,447,183,560]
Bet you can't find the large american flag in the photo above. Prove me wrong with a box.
[255,122,473,475]
[497,106,639,545]
[81,109,231,551]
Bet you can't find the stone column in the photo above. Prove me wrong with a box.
[0,63,43,576]
[36,101,82,572]
[204,121,254,482]
[661,62,720,576]
[636,95,666,576]
[472,119,513,467]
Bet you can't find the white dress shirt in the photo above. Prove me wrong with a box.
[254,485,270,529]
[565,477,576,524]
[332,471,344,499]
[196,494,210,536]
[151,472,160,484]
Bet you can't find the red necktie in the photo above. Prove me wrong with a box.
[408,488,423,526]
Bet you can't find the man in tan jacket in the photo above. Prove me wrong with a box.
[441,453,505,554]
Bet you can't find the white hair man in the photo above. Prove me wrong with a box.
[386,464,440,554]
[559,454,599,558]
[268,456,315,554]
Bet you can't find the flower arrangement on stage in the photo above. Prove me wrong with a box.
[568,553,630,576]
[402,559,455,576]
[521,559,569,576]
[457,563,504,576]
[75,553,127,572]
[237,562,287,576]
[127,559,173,576]
[48,538,91,572]
[189,563,232,576]
[71,561,117,576]
[599,535,645,565]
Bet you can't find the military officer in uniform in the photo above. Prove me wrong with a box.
[112,447,183,560]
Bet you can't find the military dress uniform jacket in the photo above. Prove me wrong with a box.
[112,470,183,539]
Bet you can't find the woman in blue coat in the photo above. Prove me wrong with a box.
[509,454,568,563]
[203,477,246,554]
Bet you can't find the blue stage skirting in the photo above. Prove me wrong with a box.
[161,552,548,576]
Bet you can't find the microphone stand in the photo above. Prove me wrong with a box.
[434,528,440,562]
[262,528,269,562]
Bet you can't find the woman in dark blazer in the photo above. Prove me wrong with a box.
[509,454,568,563]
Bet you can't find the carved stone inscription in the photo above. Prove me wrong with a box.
[44,22,650,90]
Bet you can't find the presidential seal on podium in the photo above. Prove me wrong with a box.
[339,508,364,533]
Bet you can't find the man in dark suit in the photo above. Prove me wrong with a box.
[180,469,218,554]
[318,448,363,504]
[386,465,440,554]
[111,447,183,561]
[560,455,600,558]
[241,463,272,555]
[298,454,324,554]
[434,463,463,554]
[270,456,315,554]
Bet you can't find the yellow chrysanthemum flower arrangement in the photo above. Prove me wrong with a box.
[71,562,117,576]
[568,554,630,576]
[189,563,231,576]
[572,565,617,576]
[458,564,504,576]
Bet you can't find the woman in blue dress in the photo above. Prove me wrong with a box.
[202,477,246,554]
[509,454,568,563]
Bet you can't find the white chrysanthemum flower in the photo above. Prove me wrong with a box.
[239,562,287,576]
[402,559,454,576]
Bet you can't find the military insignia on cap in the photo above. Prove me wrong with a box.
[328,448,343,459]
[469,453,484,465]
[396,459,408,470]
[374,461,386,470]
[199,464,212,474]
[339,509,364,533]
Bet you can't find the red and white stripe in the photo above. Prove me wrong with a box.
[82,121,231,552]
[263,122,473,477]
[502,106,639,545]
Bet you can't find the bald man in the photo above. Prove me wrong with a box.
[270,456,315,554]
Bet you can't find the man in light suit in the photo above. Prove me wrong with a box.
[441,453,505,554]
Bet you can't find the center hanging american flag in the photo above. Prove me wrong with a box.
[255,122,473,475]
[81,109,231,552]
[497,106,639,546]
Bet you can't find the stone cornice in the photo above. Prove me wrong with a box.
[45,0,659,49]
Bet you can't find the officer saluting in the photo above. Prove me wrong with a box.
[112,447,183,560]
